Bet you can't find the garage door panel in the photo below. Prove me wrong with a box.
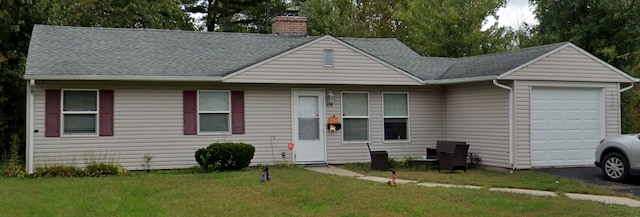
[530,87,602,167]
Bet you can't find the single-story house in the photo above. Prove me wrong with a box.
[24,16,637,173]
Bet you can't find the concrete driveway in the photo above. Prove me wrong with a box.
[538,167,640,197]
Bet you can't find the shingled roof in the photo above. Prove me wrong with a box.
[437,42,568,80]
[24,24,571,82]
[25,25,317,78]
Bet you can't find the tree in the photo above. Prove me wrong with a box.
[302,0,406,38]
[0,0,195,161]
[396,0,510,57]
[183,0,286,32]
[0,0,39,158]
[530,0,640,133]
[39,0,194,30]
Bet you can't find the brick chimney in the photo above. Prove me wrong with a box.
[272,16,307,37]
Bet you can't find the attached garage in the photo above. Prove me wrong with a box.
[440,42,637,169]
[530,87,603,167]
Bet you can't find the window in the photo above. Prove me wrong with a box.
[383,93,408,140]
[198,90,230,133]
[323,49,334,67]
[342,92,368,141]
[62,90,98,134]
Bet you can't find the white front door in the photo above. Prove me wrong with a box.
[292,90,326,163]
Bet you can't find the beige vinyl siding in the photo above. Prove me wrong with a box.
[444,81,510,168]
[32,81,294,170]
[324,86,444,163]
[32,81,443,170]
[502,46,632,83]
[513,81,619,169]
[224,37,422,85]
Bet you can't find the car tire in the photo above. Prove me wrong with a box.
[602,152,629,182]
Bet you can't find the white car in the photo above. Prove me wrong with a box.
[595,134,640,182]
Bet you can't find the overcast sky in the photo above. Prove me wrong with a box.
[489,0,538,28]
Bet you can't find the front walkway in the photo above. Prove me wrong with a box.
[306,166,640,208]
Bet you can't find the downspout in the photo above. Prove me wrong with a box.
[492,79,514,170]
[620,82,634,93]
[442,87,446,140]
[27,79,35,174]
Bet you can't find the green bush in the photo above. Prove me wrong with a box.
[34,164,81,177]
[2,134,26,177]
[83,161,124,177]
[195,142,255,171]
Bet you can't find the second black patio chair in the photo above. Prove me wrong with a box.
[438,143,470,173]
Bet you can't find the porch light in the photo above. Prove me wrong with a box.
[327,90,334,106]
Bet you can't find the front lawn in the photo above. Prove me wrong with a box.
[0,166,637,217]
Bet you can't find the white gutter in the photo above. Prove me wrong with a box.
[492,79,514,169]
[620,82,635,93]
[424,75,496,85]
[26,79,35,174]
[22,75,224,82]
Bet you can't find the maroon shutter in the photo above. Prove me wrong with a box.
[99,90,114,136]
[45,89,61,137]
[183,90,197,135]
[231,91,245,134]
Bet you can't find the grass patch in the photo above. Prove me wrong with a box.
[0,166,638,216]
[339,163,628,197]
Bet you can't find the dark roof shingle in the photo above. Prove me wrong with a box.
[26,25,317,77]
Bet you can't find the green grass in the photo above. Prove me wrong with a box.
[340,163,630,197]
[0,166,638,217]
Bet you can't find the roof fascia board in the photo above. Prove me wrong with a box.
[496,43,571,80]
[223,35,331,81]
[327,37,424,84]
[23,75,224,82]
[425,75,496,85]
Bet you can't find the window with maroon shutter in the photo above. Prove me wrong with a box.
[231,91,245,134]
[198,90,231,133]
[99,90,114,136]
[62,90,98,135]
[45,90,61,137]
[183,90,197,135]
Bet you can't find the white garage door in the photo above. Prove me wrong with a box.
[530,87,603,167]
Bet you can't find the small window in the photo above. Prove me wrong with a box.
[342,92,368,142]
[323,49,334,67]
[198,90,230,133]
[62,90,98,134]
[383,92,408,140]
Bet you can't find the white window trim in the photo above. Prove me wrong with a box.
[61,89,99,137]
[341,91,369,143]
[197,90,231,135]
[382,92,410,143]
[323,49,334,68]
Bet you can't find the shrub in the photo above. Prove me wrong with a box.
[195,142,255,171]
[34,164,81,177]
[83,161,121,177]
[2,134,26,177]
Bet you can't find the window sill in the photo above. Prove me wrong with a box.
[61,133,99,138]
[197,132,232,136]
[383,140,411,144]
[342,140,369,144]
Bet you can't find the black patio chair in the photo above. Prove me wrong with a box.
[438,144,470,173]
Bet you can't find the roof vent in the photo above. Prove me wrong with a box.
[324,49,334,67]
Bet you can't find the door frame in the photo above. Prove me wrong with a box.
[291,88,327,163]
